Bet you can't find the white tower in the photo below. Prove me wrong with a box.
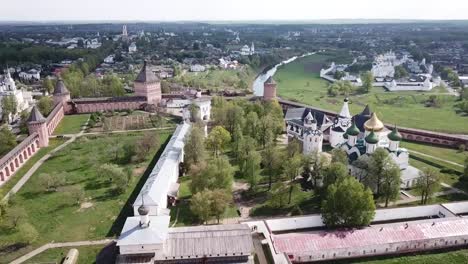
[251,42,255,54]
[4,69,16,91]
[303,112,323,155]
[329,98,352,147]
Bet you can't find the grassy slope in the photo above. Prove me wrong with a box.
[274,54,468,134]
[0,131,172,263]
[401,141,467,165]
[0,138,66,198]
[53,114,90,135]
[24,245,103,264]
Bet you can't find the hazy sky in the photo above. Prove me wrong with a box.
[3,0,468,21]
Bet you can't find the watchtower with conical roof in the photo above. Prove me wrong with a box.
[134,61,161,105]
[27,106,49,147]
[263,76,277,101]
[53,78,71,107]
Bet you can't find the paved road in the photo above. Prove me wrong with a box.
[10,239,115,264]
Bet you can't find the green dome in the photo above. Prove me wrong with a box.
[343,133,348,139]
[365,130,379,144]
[388,126,402,141]
[346,122,360,136]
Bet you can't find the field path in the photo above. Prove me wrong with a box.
[10,239,115,264]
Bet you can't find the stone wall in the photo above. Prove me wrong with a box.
[0,133,40,184]
[67,97,147,114]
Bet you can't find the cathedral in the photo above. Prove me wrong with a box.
[285,98,420,188]
[0,69,33,123]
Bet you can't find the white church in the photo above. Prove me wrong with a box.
[285,99,421,189]
[0,69,33,123]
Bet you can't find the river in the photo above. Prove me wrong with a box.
[252,52,316,96]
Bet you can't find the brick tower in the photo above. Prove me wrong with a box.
[134,61,161,105]
[27,106,49,147]
[263,76,277,101]
[53,78,71,107]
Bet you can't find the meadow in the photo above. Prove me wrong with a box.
[0,131,172,263]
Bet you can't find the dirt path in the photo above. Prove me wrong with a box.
[10,239,115,264]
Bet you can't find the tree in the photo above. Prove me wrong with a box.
[135,132,160,162]
[190,156,234,193]
[367,148,393,196]
[333,71,346,80]
[6,206,27,228]
[38,173,66,192]
[17,222,39,244]
[267,182,294,209]
[323,162,349,189]
[210,189,232,223]
[189,104,200,123]
[1,95,17,121]
[231,124,244,159]
[184,126,206,170]
[287,138,301,158]
[37,97,53,116]
[303,151,328,188]
[361,71,374,93]
[321,177,376,228]
[244,111,259,139]
[42,77,55,94]
[224,104,244,134]
[206,126,231,157]
[242,151,262,188]
[380,162,401,207]
[262,144,283,189]
[190,190,212,224]
[331,149,348,165]
[283,154,303,204]
[257,114,276,148]
[0,127,17,156]
[328,81,353,96]
[415,167,441,205]
[394,65,409,79]
[65,185,85,205]
[99,163,128,193]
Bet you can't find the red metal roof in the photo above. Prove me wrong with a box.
[272,218,468,254]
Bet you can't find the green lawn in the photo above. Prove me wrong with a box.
[53,114,90,135]
[0,138,66,198]
[401,141,467,166]
[275,53,468,134]
[24,245,104,264]
[0,131,172,263]
[350,248,468,263]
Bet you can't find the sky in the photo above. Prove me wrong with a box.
[2,0,468,22]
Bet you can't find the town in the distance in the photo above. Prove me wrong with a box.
[1,20,468,264]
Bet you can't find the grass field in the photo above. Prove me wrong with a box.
[0,138,66,198]
[53,114,90,135]
[350,248,468,263]
[0,131,172,263]
[24,245,104,264]
[401,141,467,166]
[274,53,468,134]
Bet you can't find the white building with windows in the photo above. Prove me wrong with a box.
[0,70,33,123]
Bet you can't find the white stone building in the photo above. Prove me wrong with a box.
[0,70,33,123]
